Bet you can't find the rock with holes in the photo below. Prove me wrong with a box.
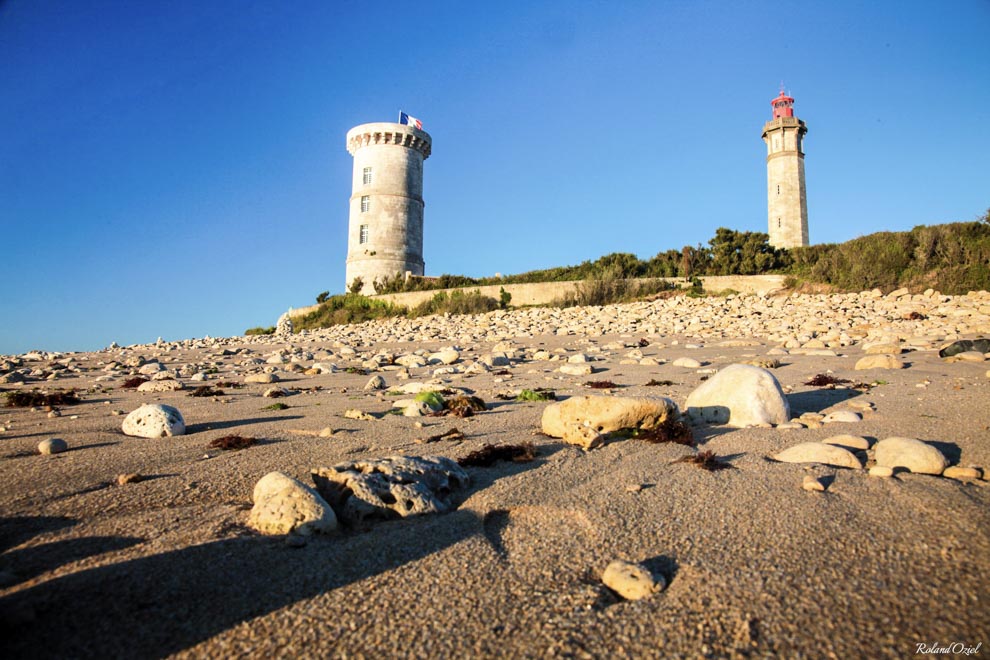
[137,379,184,393]
[874,437,948,475]
[685,364,789,427]
[247,471,337,536]
[773,442,862,469]
[541,395,678,439]
[121,404,185,438]
[602,559,665,600]
[311,455,469,526]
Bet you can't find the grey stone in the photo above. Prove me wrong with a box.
[38,438,68,455]
[312,455,469,526]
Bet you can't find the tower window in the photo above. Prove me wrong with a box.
[778,219,781,228]
[363,167,372,185]
[359,224,369,244]
[777,185,780,195]
[360,196,370,213]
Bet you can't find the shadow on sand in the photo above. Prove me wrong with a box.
[0,449,556,658]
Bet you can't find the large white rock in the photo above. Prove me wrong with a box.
[559,363,593,376]
[874,437,948,475]
[248,471,337,535]
[122,404,185,438]
[542,395,678,437]
[685,364,790,427]
[773,442,863,469]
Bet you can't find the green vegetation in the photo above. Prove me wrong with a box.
[283,213,988,333]
[295,293,408,330]
[245,326,275,336]
[515,389,557,402]
[414,390,445,410]
[787,221,990,293]
[411,290,499,316]
[263,402,289,411]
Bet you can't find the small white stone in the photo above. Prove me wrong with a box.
[802,475,826,491]
[672,357,702,368]
[869,466,894,478]
[602,559,664,600]
[874,437,948,475]
[822,410,862,424]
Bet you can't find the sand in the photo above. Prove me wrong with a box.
[1,295,988,658]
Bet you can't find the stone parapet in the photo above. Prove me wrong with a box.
[346,122,431,159]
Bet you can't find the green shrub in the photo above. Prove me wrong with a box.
[245,326,275,336]
[410,290,499,317]
[294,294,407,330]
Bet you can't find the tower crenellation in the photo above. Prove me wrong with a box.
[762,90,809,248]
[345,122,431,294]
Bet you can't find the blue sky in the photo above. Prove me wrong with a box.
[2,1,988,354]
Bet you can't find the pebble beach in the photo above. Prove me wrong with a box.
[1,287,989,658]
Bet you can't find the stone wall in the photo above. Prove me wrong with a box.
[288,275,789,322]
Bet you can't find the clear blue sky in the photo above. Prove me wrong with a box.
[2,1,988,354]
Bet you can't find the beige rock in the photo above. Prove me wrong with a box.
[773,442,862,469]
[541,395,678,438]
[245,373,279,384]
[947,351,985,363]
[672,357,702,368]
[685,364,790,427]
[802,475,826,492]
[869,466,894,478]
[874,437,948,475]
[863,342,903,355]
[343,409,375,421]
[854,354,903,370]
[117,473,143,485]
[822,434,870,450]
[562,423,605,451]
[559,363,593,376]
[247,471,337,536]
[602,560,664,600]
[364,375,386,390]
[942,466,982,481]
[137,379,183,393]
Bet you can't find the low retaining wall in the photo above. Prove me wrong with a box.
[289,275,788,321]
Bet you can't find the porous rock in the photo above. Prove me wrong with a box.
[874,437,948,475]
[773,442,862,469]
[364,375,386,390]
[312,455,469,526]
[245,373,279,384]
[685,364,789,427]
[137,379,184,393]
[122,404,185,438]
[247,471,337,536]
[854,354,903,370]
[602,559,664,600]
[541,395,678,438]
[559,363,593,376]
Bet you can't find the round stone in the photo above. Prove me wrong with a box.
[38,438,68,455]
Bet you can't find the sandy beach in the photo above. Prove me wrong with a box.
[1,290,988,658]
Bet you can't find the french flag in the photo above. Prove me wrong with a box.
[399,112,423,130]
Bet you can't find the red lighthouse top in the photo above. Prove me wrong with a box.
[771,89,795,119]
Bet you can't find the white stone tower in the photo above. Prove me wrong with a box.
[762,90,809,248]
[345,122,432,294]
